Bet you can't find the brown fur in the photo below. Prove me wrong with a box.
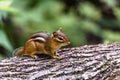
[14,29,70,59]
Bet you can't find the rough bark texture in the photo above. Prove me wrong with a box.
[0,42,120,80]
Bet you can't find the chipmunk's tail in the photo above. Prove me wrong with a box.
[12,47,24,57]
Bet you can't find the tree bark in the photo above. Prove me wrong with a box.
[0,42,120,80]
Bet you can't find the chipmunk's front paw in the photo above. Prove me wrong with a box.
[52,52,59,59]
[29,54,39,59]
[52,55,59,59]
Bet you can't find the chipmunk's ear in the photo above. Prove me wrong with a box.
[58,27,62,32]
[51,31,57,38]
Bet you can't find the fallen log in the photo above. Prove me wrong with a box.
[0,42,120,80]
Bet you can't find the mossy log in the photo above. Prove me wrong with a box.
[0,42,120,80]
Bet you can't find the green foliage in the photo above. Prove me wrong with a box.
[0,25,13,57]
[101,0,116,7]
[0,29,13,51]
[79,2,101,20]
[102,30,120,42]
[0,0,120,57]
[113,7,120,23]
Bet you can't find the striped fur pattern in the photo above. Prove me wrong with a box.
[30,32,50,43]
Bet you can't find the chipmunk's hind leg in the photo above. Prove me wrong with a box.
[24,40,38,59]
[29,52,38,59]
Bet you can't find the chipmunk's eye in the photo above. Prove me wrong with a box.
[58,36,64,41]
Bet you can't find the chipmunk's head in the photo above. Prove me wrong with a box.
[51,28,70,47]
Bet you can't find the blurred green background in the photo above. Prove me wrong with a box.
[0,0,120,58]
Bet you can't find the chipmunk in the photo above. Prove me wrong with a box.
[13,28,70,59]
